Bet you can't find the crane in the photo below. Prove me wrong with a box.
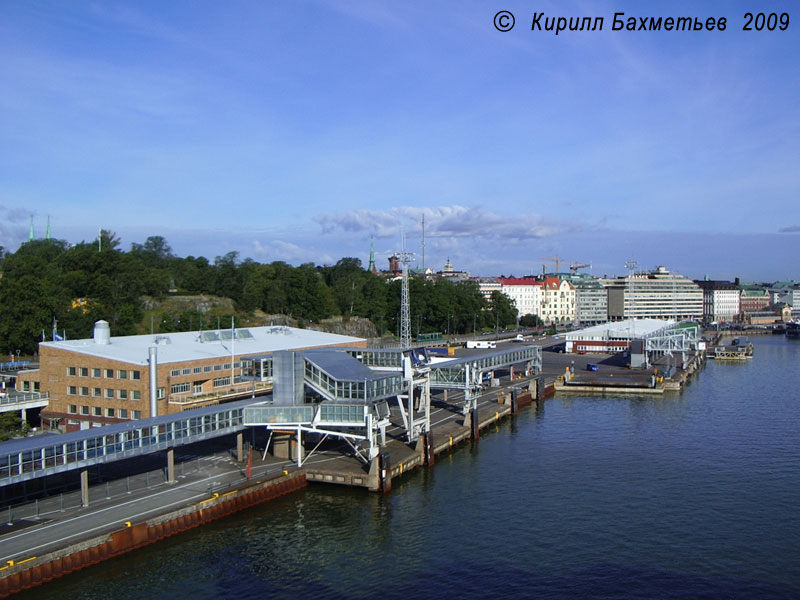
[569,261,591,273]
[539,256,564,273]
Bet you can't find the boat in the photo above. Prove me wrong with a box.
[786,322,800,339]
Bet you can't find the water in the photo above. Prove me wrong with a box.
[24,337,800,599]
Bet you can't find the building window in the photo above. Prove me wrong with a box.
[80,405,89,415]
[118,389,128,400]
[105,389,114,399]
[68,404,77,414]
[68,385,77,395]
[80,386,89,396]
[118,370,127,379]
[80,367,89,377]
[132,410,141,420]
[193,384,203,394]
[204,366,212,372]
[92,368,101,378]
[213,364,222,371]
[119,409,128,418]
[93,406,102,417]
[193,367,202,374]
[105,369,114,378]
[132,390,141,400]
[67,367,76,376]
[213,377,231,388]
[132,370,141,380]
[106,408,115,418]
[93,387,102,397]
[171,382,190,394]
[182,368,191,375]
[223,363,231,370]
[170,369,180,377]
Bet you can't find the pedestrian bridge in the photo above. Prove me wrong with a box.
[0,398,255,486]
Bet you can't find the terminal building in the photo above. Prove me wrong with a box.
[17,321,366,432]
[602,266,702,321]
[563,319,678,354]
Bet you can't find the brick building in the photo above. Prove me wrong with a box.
[18,321,366,432]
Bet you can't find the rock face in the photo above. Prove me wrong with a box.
[314,316,378,339]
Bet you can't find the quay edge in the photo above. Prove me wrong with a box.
[0,470,306,598]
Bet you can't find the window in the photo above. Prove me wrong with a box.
[80,367,89,377]
[93,406,102,417]
[92,368,101,378]
[182,368,191,375]
[171,369,180,377]
[131,370,141,380]
[105,369,114,378]
[118,389,128,400]
[132,410,141,420]
[67,367,76,376]
[157,388,165,399]
[106,408,115,418]
[193,384,203,394]
[68,404,77,414]
[80,386,89,396]
[171,382,190,394]
[203,366,212,372]
[213,364,222,371]
[68,385,77,395]
[223,363,231,370]
[105,389,114,399]
[213,377,231,388]
[118,370,127,379]
[93,387,102,397]
[132,390,141,400]
[193,366,202,374]
[119,409,128,419]
[80,405,89,415]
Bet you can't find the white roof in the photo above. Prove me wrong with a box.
[40,326,364,366]
[565,319,677,341]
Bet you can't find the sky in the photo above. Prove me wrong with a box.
[1,0,798,282]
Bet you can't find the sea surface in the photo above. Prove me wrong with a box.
[25,337,800,599]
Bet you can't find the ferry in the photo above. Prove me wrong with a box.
[786,322,800,339]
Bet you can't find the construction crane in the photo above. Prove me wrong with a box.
[539,256,564,273]
[569,261,591,273]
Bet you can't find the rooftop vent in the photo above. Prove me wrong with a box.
[93,320,111,345]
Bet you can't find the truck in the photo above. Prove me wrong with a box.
[466,340,497,349]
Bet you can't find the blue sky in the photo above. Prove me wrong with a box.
[1,1,798,281]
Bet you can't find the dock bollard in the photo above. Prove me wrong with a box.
[424,431,435,467]
[511,389,518,416]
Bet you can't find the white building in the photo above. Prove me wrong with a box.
[602,266,702,321]
[540,277,576,325]
[497,277,543,317]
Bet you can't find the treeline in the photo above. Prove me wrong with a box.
[0,233,518,354]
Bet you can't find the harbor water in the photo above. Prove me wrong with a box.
[24,337,800,599]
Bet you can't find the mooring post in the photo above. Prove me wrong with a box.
[511,389,518,416]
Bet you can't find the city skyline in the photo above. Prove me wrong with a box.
[1,1,798,281]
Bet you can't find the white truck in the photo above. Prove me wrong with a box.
[466,340,497,349]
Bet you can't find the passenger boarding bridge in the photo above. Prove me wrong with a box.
[1,399,252,488]
[244,345,542,466]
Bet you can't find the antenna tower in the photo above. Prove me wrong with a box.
[398,231,414,349]
[625,259,638,325]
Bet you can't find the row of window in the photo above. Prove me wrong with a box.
[169,362,240,377]
[169,377,233,395]
[67,367,141,380]
[66,386,142,400]
[67,404,142,419]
